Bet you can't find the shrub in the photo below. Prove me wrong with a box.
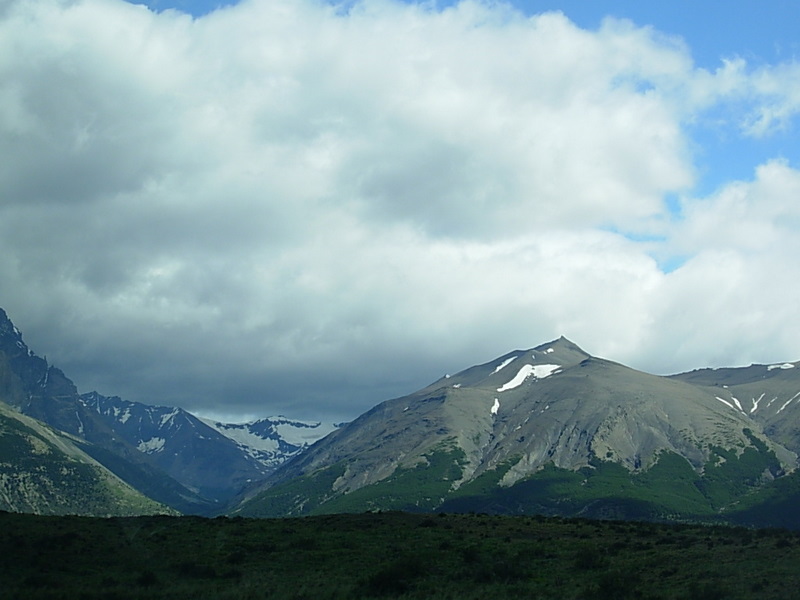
[574,546,605,570]
[359,554,428,597]
[135,570,158,587]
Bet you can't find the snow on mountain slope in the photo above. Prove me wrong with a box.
[496,363,561,392]
[78,391,272,502]
[201,417,341,469]
[670,361,800,457]
[239,336,797,519]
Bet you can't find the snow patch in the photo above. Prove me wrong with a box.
[545,348,554,354]
[498,365,535,391]
[751,393,765,413]
[768,363,795,371]
[497,364,561,392]
[777,392,800,414]
[491,398,500,415]
[221,427,280,453]
[202,417,337,451]
[159,408,180,427]
[492,356,518,374]
[275,421,337,446]
[533,364,561,378]
[716,396,735,410]
[715,393,750,414]
[138,437,166,454]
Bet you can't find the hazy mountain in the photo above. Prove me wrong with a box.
[0,401,172,516]
[235,338,798,524]
[74,392,341,504]
[0,308,222,513]
[0,308,335,515]
[202,416,341,470]
[80,391,281,502]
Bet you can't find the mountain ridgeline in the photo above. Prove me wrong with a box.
[235,338,800,528]
[4,305,800,527]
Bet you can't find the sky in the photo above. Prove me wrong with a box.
[1,0,799,423]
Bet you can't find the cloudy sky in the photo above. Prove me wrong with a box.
[2,0,799,422]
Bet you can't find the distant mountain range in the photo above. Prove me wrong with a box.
[0,308,338,515]
[4,306,800,528]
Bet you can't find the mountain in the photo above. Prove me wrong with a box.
[202,416,341,470]
[0,400,172,516]
[669,362,800,455]
[7,303,800,527]
[235,338,799,525]
[73,390,341,504]
[664,362,800,528]
[77,391,272,505]
[0,308,222,513]
[0,308,335,515]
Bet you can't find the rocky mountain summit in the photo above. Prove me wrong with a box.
[236,338,800,526]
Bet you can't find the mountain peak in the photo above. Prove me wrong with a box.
[0,308,28,356]
[425,338,592,393]
[237,336,799,519]
[531,336,587,355]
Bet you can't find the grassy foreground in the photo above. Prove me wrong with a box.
[2,510,800,599]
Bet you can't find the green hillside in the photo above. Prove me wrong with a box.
[238,433,791,528]
[0,403,172,516]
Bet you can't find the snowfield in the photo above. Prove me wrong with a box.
[137,437,166,454]
[768,363,796,371]
[497,363,561,392]
[492,356,518,374]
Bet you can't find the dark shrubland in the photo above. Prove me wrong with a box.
[2,510,800,599]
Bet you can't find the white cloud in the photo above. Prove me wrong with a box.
[625,159,800,375]
[741,62,800,136]
[1,0,799,420]
[675,159,800,253]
